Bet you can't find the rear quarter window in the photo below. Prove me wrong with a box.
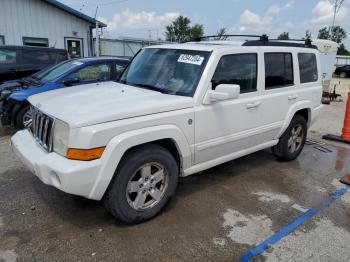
[298,53,318,83]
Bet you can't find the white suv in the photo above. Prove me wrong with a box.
[11,36,323,223]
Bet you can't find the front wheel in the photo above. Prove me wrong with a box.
[272,115,307,161]
[15,106,32,129]
[104,144,179,224]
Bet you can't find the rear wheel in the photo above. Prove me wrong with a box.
[15,106,32,129]
[104,144,179,224]
[272,115,307,161]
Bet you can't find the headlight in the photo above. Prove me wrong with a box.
[53,119,69,156]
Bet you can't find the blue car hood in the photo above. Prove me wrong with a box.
[9,82,64,101]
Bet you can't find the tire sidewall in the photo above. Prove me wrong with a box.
[15,106,30,129]
[106,145,178,223]
[278,115,307,161]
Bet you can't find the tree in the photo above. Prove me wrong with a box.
[277,32,290,40]
[216,27,228,40]
[165,16,204,42]
[304,30,312,40]
[337,43,350,55]
[318,26,347,44]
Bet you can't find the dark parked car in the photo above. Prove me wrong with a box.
[334,65,350,78]
[0,45,68,83]
[0,56,130,128]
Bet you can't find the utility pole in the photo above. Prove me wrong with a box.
[331,0,345,31]
[95,6,100,57]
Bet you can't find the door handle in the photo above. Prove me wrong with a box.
[288,94,299,100]
[246,101,261,109]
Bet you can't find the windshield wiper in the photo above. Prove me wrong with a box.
[127,82,168,94]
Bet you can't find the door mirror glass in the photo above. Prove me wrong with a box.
[203,84,240,104]
[63,76,80,85]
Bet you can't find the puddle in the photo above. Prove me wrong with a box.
[252,192,291,203]
[223,209,273,245]
[264,219,350,261]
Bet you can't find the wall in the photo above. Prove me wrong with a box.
[0,0,92,56]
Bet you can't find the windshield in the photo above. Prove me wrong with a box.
[33,60,84,82]
[120,48,210,96]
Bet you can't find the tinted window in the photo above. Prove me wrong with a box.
[298,53,318,83]
[72,63,111,82]
[0,49,17,64]
[265,53,293,89]
[212,54,257,93]
[23,37,48,47]
[0,36,4,45]
[22,50,50,64]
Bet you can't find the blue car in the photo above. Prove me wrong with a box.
[0,56,130,128]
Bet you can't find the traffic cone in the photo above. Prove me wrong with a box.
[341,93,350,141]
[323,92,350,144]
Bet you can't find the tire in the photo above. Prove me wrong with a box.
[104,144,179,224]
[272,115,307,162]
[15,106,32,129]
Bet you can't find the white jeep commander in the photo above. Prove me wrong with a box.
[11,36,323,223]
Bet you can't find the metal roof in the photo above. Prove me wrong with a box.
[43,0,107,27]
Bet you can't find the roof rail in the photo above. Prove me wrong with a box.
[194,34,269,42]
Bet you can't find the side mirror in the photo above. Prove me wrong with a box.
[203,84,240,105]
[63,76,80,85]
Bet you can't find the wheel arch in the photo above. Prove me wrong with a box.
[275,101,312,139]
[11,100,29,127]
[88,125,192,200]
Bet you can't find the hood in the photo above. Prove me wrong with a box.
[1,78,42,101]
[28,82,194,128]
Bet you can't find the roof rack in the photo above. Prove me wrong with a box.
[193,34,316,49]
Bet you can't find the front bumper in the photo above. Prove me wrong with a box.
[11,130,102,200]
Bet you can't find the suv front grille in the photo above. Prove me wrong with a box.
[30,106,55,152]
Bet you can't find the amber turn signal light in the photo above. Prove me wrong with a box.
[67,147,106,161]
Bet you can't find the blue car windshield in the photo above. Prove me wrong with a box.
[33,60,84,82]
[120,48,210,97]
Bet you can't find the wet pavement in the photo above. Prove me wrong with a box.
[1,127,350,262]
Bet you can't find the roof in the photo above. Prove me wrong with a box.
[42,0,107,27]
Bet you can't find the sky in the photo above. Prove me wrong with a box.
[62,0,350,46]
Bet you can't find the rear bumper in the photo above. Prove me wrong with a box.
[11,130,102,200]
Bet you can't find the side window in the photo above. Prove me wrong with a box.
[0,36,5,45]
[0,50,17,64]
[72,63,111,82]
[298,53,318,83]
[116,63,126,78]
[265,53,293,89]
[22,50,50,65]
[212,53,257,93]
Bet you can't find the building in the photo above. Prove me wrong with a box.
[0,0,106,58]
[97,37,171,57]
[336,55,350,67]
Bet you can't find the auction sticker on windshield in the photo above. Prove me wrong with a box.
[178,54,204,65]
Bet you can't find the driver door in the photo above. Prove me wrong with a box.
[194,53,266,164]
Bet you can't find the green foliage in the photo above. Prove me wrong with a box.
[318,26,347,44]
[216,27,228,40]
[304,30,312,40]
[165,16,204,42]
[337,43,350,56]
[277,32,290,40]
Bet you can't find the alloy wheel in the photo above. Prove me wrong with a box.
[288,124,304,153]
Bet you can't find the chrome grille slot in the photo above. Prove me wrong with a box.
[30,106,54,152]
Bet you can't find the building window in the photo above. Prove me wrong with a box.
[212,53,258,93]
[22,37,49,47]
[298,53,318,83]
[0,35,5,45]
[265,53,294,89]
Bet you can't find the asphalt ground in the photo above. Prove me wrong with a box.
[1,124,350,262]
